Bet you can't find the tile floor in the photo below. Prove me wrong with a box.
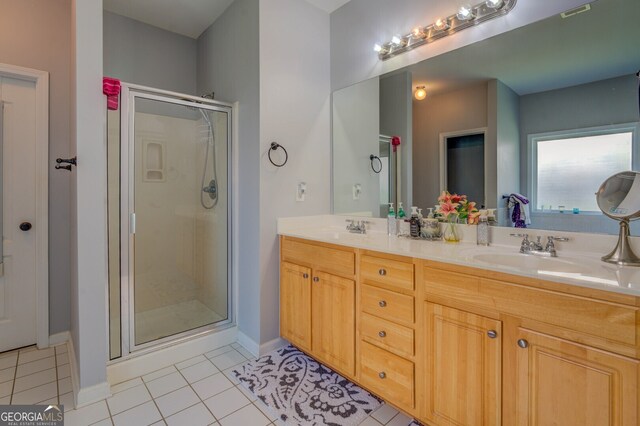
[1,342,415,426]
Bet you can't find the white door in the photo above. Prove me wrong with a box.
[0,76,39,352]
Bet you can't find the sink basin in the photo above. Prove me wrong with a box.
[472,253,586,274]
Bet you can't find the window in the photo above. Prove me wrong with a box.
[530,125,637,213]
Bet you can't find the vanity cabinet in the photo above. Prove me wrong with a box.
[423,303,501,425]
[279,237,356,377]
[279,237,640,425]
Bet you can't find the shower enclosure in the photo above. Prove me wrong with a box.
[107,84,232,359]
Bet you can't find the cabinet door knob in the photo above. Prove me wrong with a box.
[313,276,319,282]
[378,331,386,338]
[302,273,309,279]
[517,339,529,349]
[378,268,387,276]
[378,372,386,379]
[19,222,32,231]
[378,300,387,307]
[487,330,498,339]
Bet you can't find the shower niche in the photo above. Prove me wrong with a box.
[107,85,233,359]
[142,139,166,182]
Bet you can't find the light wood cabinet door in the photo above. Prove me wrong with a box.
[280,262,312,352]
[424,303,502,426]
[312,271,355,376]
[515,328,639,426]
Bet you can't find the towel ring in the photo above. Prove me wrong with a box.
[268,142,288,167]
[370,155,383,174]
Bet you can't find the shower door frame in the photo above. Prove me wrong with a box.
[119,83,234,357]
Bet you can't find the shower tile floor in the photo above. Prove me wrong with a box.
[135,299,225,345]
[1,342,416,426]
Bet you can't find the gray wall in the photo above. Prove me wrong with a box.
[0,0,72,334]
[380,72,412,210]
[329,0,592,91]
[491,79,520,224]
[258,0,331,347]
[197,0,261,344]
[412,82,488,210]
[104,11,198,95]
[333,77,380,216]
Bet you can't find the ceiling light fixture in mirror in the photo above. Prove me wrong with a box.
[374,0,517,61]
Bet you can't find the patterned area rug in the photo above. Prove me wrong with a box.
[233,345,383,425]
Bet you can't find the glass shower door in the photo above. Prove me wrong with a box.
[128,94,231,348]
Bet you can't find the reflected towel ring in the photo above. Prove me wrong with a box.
[370,155,382,174]
[268,142,288,167]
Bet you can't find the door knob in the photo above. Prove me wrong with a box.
[378,331,386,338]
[19,222,32,231]
[378,268,387,276]
[302,273,309,279]
[487,330,498,339]
[313,277,319,282]
[517,339,529,349]
[378,300,387,307]
[378,372,386,379]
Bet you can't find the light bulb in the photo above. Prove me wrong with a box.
[433,18,450,31]
[485,0,504,9]
[414,86,427,101]
[391,36,402,45]
[412,27,426,39]
[457,5,475,20]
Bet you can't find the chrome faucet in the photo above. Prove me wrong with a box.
[511,234,569,257]
[346,219,368,234]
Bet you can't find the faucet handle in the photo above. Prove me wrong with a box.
[510,233,528,238]
[548,236,569,242]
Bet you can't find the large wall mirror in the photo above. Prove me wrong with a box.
[332,0,640,234]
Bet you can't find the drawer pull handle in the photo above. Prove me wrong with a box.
[487,330,498,339]
[378,372,386,379]
[378,300,387,308]
[302,273,309,279]
[378,331,386,338]
[378,268,387,276]
[313,277,319,282]
[517,339,529,349]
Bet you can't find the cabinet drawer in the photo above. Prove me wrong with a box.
[361,284,414,326]
[360,341,414,408]
[360,312,414,358]
[361,255,414,292]
[281,238,355,276]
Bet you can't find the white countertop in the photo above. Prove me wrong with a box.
[277,215,640,298]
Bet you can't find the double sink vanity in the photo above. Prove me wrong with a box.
[278,216,640,425]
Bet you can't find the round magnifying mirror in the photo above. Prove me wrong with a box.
[596,171,640,266]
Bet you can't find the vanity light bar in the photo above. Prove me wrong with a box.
[374,0,517,61]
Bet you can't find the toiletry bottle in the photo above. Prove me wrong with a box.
[487,209,497,225]
[425,208,439,239]
[477,212,489,246]
[398,203,406,218]
[410,206,421,238]
[387,203,397,236]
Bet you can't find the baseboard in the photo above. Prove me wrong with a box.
[67,335,111,408]
[107,325,238,386]
[259,337,288,355]
[48,331,70,347]
[236,330,260,358]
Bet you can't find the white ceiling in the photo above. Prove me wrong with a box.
[303,0,352,13]
[103,0,236,38]
[103,0,352,39]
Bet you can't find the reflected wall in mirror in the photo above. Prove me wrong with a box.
[332,0,640,234]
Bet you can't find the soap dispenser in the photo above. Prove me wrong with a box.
[410,206,421,238]
[387,203,397,236]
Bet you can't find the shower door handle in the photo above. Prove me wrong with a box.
[130,213,136,234]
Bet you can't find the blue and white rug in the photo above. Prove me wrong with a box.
[233,345,382,425]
